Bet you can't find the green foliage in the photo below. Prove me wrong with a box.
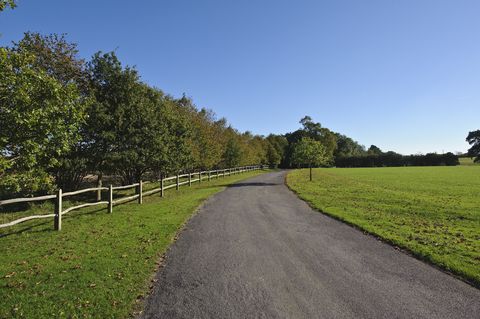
[334,134,366,158]
[10,33,92,191]
[13,32,88,89]
[285,116,344,166]
[0,31,268,197]
[176,98,224,170]
[0,169,54,199]
[336,152,459,167]
[0,48,86,196]
[367,144,383,155]
[86,52,193,184]
[0,0,15,12]
[266,142,281,167]
[291,137,328,168]
[223,136,242,168]
[459,157,479,166]
[287,166,480,286]
[466,130,480,162]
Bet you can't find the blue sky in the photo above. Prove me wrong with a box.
[1,0,479,154]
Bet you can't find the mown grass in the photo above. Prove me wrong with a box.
[0,170,266,318]
[287,166,480,286]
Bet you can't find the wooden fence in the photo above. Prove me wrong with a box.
[0,165,263,231]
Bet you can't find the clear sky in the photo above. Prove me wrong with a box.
[1,0,479,154]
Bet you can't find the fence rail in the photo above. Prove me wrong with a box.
[0,165,263,231]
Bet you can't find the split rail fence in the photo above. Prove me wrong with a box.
[0,165,263,231]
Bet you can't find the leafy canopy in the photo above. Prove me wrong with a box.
[0,0,15,12]
[466,130,480,162]
[0,48,86,196]
[291,137,328,167]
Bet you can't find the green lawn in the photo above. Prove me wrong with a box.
[0,170,266,318]
[287,166,480,286]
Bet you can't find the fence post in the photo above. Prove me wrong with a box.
[54,189,62,231]
[208,170,211,181]
[188,172,192,186]
[138,180,143,204]
[96,178,102,201]
[160,176,164,197]
[176,173,180,190]
[108,185,113,213]
[199,171,202,183]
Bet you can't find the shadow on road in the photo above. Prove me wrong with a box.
[228,182,279,188]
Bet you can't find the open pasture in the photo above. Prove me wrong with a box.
[287,166,480,286]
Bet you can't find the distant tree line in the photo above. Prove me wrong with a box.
[274,117,461,169]
[335,152,459,168]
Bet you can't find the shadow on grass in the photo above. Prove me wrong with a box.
[0,172,269,238]
[0,206,108,238]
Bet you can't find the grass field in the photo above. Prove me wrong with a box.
[287,166,480,286]
[0,170,266,318]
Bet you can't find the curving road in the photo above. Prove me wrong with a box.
[141,171,480,319]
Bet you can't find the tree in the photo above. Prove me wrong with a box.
[266,134,288,166]
[11,32,92,190]
[334,133,366,158]
[285,116,337,167]
[367,145,383,155]
[176,97,224,170]
[0,0,15,12]
[13,33,88,89]
[223,136,242,168]
[0,48,86,197]
[466,130,480,162]
[291,137,328,181]
[266,142,281,167]
[86,52,192,184]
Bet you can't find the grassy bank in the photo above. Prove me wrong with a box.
[287,166,480,286]
[0,170,267,318]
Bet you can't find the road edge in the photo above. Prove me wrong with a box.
[283,170,480,290]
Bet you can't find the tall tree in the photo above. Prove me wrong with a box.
[291,137,328,181]
[13,33,88,89]
[266,142,281,167]
[87,52,192,184]
[11,32,92,190]
[334,133,366,158]
[223,135,242,168]
[0,48,86,197]
[367,145,383,155]
[285,116,337,166]
[466,130,480,162]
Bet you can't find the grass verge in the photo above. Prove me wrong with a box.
[0,170,267,318]
[287,166,480,287]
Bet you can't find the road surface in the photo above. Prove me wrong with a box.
[141,171,480,319]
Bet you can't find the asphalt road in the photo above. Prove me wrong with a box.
[141,171,480,319]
